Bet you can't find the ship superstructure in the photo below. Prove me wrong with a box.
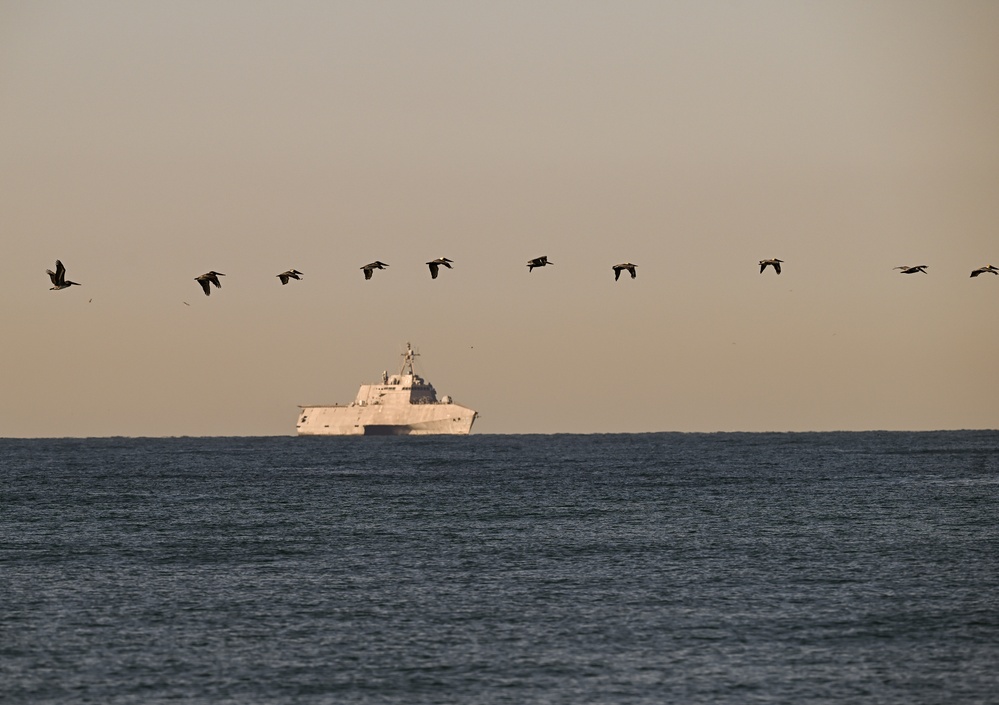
[296,343,477,435]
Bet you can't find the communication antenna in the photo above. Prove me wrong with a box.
[399,342,420,376]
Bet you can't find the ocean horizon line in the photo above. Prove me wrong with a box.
[2,428,997,441]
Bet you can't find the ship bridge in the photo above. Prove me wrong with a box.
[352,343,447,407]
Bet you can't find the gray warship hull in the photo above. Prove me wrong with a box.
[296,344,477,436]
[297,402,476,436]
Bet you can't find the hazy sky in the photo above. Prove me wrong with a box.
[2,1,998,436]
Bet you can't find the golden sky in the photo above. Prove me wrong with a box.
[2,1,997,436]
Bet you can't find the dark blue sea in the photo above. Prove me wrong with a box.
[2,432,998,704]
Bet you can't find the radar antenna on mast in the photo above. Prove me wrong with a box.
[399,342,420,376]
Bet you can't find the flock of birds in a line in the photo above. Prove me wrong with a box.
[45,257,999,295]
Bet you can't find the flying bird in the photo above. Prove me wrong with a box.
[46,260,81,290]
[894,265,928,274]
[427,257,453,279]
[277,269,304,285]
[361,261,389,280]
[527,256,553,271]
[612,263,637,281]
[970,265,998,278]
[195,271,225,296]
[759,259,783,275]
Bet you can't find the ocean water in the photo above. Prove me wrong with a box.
[2,431,998,704]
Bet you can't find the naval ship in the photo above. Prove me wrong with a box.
[296,344,478,436]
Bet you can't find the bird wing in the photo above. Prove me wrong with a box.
[628,266,637,278]
[278,274,290,284]
[428,262,439,278]
[614,267,621,280]
[55,260,66,285]
[363,268,373,280]
[197,277,212,296]
[774,262,781,274]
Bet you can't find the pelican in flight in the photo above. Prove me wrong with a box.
[759,258,783,275]
[612,263,637,280]
[894,265,928,274]
[361,261,389,280]
[970,264,998,278]
[527,256,553,271]
[195,271,225,296]
[277,269,303,285]
[427,257,453,279]
[46,259,81,290]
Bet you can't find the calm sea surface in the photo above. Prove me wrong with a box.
[2,432,998,704]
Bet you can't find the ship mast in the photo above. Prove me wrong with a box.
[399,342,419,376]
